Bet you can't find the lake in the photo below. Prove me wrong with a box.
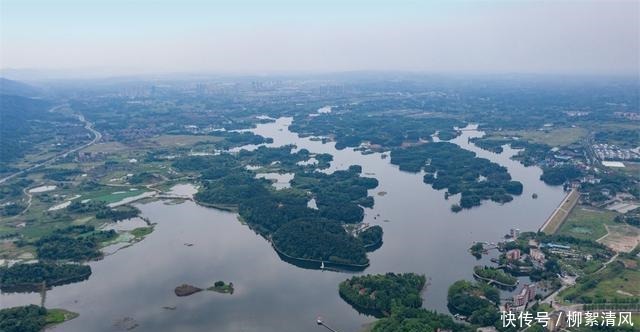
[0,116,564,332]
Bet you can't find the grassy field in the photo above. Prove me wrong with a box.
[579,265,640,298]
[557,206,618,241]
[131,226,154,238]
[504,127,588,147]
[559,259,640,303]
[45,308,79,326]
[86,188,150,204]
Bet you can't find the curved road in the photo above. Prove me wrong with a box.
[0,105,102,184]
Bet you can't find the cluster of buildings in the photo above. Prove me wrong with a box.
[614,112,640,121]
[77,151,106,162]
[592,143,640,162]
[512,283,537,307]
[505,246,547,270]
[540,243,590,261]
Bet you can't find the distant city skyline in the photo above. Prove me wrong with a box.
[1,0,638,78]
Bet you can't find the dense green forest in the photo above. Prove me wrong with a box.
[339,273,425,316]
[390,142,523,210]
[0,305,48,332]
[174,148,379,266]
[0,262,91,291]
[469,137,511,154]
[291,112,464,150]
[273,220,368,266]
[291,165,378,222]
[0,95,52,171]
[539,165,582,185]
[33,226,116,261]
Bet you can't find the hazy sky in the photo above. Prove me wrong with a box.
[1,0,638,76]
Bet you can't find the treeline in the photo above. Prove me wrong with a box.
[390,142,523,210]
[67,200,140,221]
[0,262,91,291]
[95,205,140,221]
[339,273,425,316]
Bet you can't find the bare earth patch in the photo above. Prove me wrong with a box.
[598,224,640,253]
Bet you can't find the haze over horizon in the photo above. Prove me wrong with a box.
[1,0,639,78]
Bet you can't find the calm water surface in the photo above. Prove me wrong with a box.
[1,116,564,332]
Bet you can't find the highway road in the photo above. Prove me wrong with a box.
[0,105,102,184]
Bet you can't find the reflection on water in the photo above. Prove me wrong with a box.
[0,116,565,332]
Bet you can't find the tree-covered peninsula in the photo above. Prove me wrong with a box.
[173,146,381,267]
[273,220,368,266]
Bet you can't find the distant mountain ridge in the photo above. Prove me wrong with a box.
[0,77,43,97]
